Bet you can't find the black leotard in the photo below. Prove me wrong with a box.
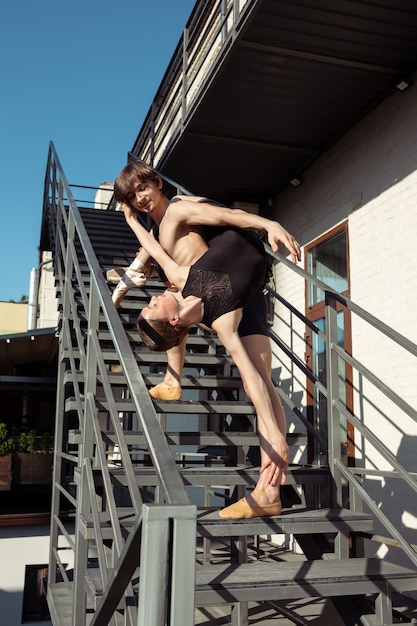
[238,290,269,337]
[182,227,268,328]
[151,199,270,335]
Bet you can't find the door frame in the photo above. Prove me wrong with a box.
[304,221,355,466]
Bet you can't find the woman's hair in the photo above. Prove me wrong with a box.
[137,313,188,351]
[114,162,162,207]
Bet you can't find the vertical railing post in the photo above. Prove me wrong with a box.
[233,0,239,23]
[150,102,156,167]
[220,0,227,43]
[326,292,349,558]
[138,504,196,626]
[169,505,197,626]
[72,266,101,626]
[72,461,90,626]
[182,27,189,128]
[325,292,343,507]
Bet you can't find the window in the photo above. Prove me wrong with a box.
[307,228,349,306]
[22,565,50,623]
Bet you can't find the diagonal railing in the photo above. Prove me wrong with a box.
[131,0,260,167]
[44,142,195,626]
[266,248,417,566]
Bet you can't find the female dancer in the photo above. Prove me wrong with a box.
[122,207,291,519]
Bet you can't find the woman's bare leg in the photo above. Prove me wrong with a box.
[219,334,287,517]
[243,334,287,502]
[148,335,187,400]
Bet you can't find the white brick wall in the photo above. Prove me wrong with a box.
[268,81,417,564]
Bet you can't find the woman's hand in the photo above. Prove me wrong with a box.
[259,434,289,487]
[121,202,137,223]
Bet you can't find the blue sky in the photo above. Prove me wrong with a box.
[0,0,196,302]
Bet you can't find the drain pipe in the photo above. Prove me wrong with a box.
[27,258,53,330]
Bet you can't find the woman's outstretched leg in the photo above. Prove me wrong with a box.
[219,334,288,518]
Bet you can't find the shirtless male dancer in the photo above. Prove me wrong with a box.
[111,161,301,518]
[112,162,300,398]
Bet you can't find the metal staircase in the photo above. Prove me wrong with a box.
[43,143,417,626]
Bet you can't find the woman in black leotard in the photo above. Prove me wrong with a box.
[114,161,301,519]
[138,227,268,349]
[126,214,290,520]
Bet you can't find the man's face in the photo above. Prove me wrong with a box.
[126,178,161,214]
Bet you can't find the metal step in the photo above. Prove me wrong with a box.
[98,327,221,349]
[196,506,373,539]
[68,429,306,448]
[73,464,330,489]
[66,396,256,415]
[193,557,417,605]
[57,557,417,619]
[78,507,373,541]
[64,369,244,391]
[62,347,232,369]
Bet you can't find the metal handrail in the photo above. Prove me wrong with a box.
[131,0,257,166]
[47,142,190,504]
[265,247,417,566]
[45,142,195,626]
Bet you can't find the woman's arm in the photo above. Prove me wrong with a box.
[122,204,189,290]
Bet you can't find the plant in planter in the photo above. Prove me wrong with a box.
[0,423,14,490]
[17,429,37,453]
[13,429,54,485]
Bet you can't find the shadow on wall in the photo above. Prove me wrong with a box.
[0,588,28,626]
[364,433,417,568]
[272,366,305,425]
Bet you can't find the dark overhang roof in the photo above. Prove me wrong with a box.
[147,0,417,205]
[0,327,58,375]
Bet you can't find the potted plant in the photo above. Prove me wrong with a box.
[13,429,54,485]
[0,423,13,490]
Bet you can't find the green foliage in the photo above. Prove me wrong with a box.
[7,295,28,303]
[15,429,53,453]
[0,423,14,456]
[16,430,37,453]
[0,425,53,455]
[39,432,53,453]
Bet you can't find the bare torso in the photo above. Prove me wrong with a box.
[157,200,209,267]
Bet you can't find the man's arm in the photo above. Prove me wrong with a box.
[167,198,301,263]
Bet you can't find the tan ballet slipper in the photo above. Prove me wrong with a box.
[219,490,282,519]
[149,385,182,401]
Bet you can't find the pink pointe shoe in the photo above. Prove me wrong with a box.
[219,490,282,519]
[111,269,146,306]
[106,267,128,284]
[107,262,146,306]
